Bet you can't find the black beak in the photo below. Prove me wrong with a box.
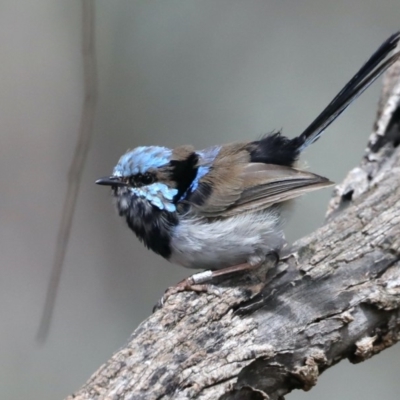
[95,176,128,187]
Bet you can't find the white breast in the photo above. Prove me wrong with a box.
[169,210,285,270]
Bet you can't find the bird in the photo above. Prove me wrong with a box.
[96,32,400,289]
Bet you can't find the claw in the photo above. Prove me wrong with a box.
[152,283,210,312]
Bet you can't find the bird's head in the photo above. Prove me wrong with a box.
[96,145,200,217]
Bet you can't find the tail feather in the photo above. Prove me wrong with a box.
[296,32,400,151]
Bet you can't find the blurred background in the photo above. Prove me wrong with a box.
[1,1,400,399]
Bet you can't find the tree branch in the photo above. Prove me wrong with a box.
[67,58,400,400]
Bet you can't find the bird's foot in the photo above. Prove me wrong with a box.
[153,278,220,312]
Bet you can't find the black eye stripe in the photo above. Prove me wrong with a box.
[128,172,155,186]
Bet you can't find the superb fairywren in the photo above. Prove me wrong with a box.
[97,33,400,288]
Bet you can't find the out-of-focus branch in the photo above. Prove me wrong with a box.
[37,0,97,341]
[67,55,400,399]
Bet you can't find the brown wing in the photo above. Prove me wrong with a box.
[190,162,333,217]
[184,144,250,215]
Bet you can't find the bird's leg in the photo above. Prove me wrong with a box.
[183,251,279,286]
[188,262,261,285]
[154,252,279,311]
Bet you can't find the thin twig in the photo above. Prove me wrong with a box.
[37,0,97,341]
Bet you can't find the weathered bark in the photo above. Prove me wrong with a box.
[67,59,400,400]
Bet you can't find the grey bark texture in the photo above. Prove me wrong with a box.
[67,59,400,400]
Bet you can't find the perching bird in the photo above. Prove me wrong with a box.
[97,32,400,288]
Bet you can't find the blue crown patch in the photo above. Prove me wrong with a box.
[113,146,172,176]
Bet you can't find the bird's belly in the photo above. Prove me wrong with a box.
[169,210,285,270]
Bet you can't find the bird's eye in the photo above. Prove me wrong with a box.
[141,172,154,185]
[127,173,154,187]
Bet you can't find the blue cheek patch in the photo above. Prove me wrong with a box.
[113,146,172,176]
[131,183,178,212]
[147,182,176,201]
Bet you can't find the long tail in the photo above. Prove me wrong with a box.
[296,32,400,152]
